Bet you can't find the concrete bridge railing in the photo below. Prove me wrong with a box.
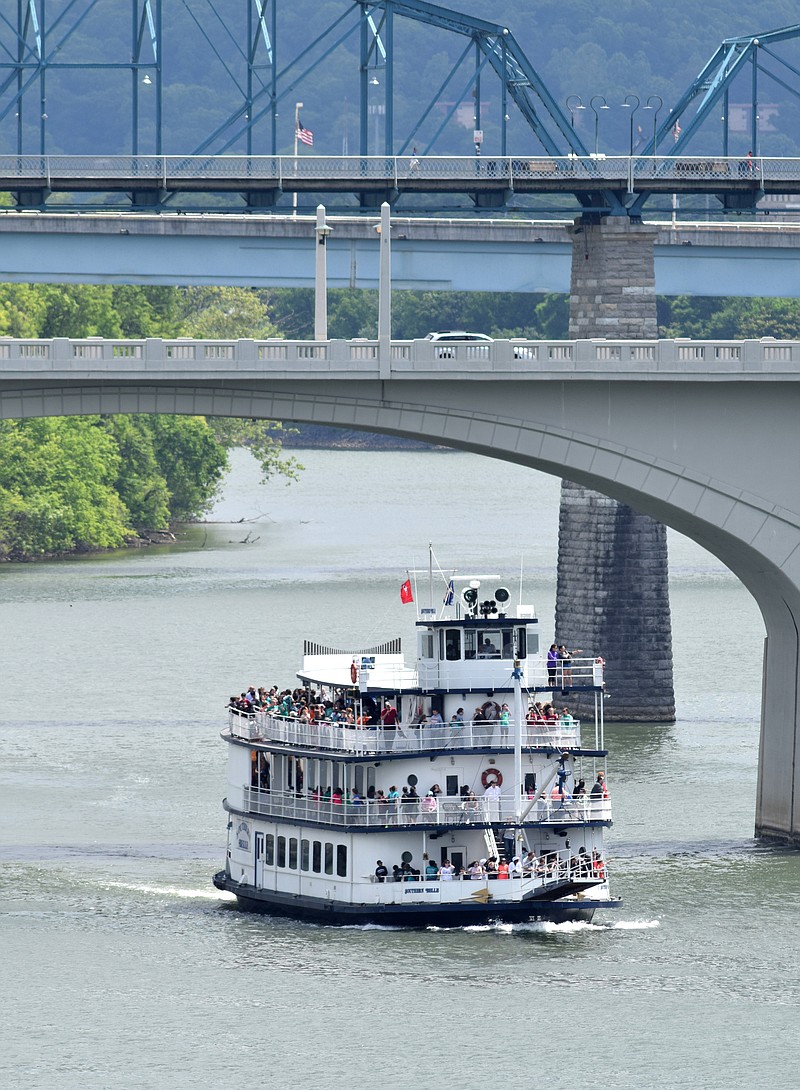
[2,336,800,379]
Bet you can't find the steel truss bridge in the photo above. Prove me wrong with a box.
[1,153,795,213]
[3,3,800,216]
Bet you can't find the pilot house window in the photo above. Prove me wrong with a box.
[442,629,461,661]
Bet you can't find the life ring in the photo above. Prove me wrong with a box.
[350,661,358,684]
[481,768,503,789]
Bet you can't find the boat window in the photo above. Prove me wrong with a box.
[517,627,527,658]
[442,628,461,661]
[524,773,537,795]
[265,834,275,865]
[324,842,334,875]
[500,628,514,659]
[289,838,298,870]
[353,766,364,795]
[301,839,310,871]
[464,630,477,660]
[277,836,286,868]
[446,774,459,796]
[421,630,434,659]
[477,632,501,658]
[336,845,347,877]
[312,841,322,873]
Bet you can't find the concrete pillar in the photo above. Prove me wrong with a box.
[753,587,800,842]
[556,217,675,722]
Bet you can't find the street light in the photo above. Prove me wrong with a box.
[620,94,640,156]
[643,94,663,155]
[589,95,610,155]
[566,94,585,129]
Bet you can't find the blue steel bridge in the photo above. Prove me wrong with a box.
[3,2,800,217]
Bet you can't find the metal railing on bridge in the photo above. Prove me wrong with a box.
[0,154,796,196]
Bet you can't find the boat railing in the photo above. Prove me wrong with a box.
[227,710,581,753]
[363,847,607,892]
[240,786,612,826]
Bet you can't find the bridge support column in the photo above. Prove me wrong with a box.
[556,217,675,721]
[755,590,800,843]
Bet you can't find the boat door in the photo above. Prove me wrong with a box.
[445,845,468,874]
[255,831,264,888]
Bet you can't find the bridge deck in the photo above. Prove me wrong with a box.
[2,154,797,204]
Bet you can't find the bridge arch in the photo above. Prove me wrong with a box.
[5,369,800,843]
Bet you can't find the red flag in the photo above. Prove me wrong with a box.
[400,579,414,604]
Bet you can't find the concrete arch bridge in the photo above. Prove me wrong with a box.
[2,334,799,844]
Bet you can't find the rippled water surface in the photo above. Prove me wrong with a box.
[1,449,797,1089]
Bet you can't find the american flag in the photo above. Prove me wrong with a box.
[296,121,313,147]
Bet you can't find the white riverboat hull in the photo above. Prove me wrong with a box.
[213,870,618,927]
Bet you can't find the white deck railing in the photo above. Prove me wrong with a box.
[228,710,582,753]
[241,787,611,827]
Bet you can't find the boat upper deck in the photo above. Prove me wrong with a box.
[226,709,589,754]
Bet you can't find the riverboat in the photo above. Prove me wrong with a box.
[213,567,621,927]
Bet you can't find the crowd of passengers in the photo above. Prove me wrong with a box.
[229,685,580,730]
[249,766,609,812]
[373,846,606,883]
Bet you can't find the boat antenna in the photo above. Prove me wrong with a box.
[519,553,524,605]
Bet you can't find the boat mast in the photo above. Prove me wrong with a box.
[428,541,433,611]
[512,657,524,822]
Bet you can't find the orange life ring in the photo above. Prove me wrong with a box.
[481,768,503,789]
[350,661,358,684]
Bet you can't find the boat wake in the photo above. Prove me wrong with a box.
[429,918,660,933]
[103,881,236,902]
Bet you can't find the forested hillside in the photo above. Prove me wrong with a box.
[3,1,799,158]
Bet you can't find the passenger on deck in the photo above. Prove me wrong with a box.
[375,860,388,882]
[440,859,455,880]
[547,643,559,685]
[380,703,399,728]
[508,856,521,878]
[420,791,438,816]
[425,859,439,879]
[590,771,608,799]
[522,850,538,875]
[499,703,511,742]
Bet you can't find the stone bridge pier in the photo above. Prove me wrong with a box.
[557,218,675,722]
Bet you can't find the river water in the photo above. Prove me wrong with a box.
[1,448,797,1089]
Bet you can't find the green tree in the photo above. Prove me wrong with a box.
[100,415,171,528]
[177,286,280,340]
[147,415,230,521]
[0,417,130,557]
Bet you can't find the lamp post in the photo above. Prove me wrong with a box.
[589,95,610,155]
[566,94,585,130]
[314,204,333,340]
[621,94,640,156]
[643,95,663,155]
